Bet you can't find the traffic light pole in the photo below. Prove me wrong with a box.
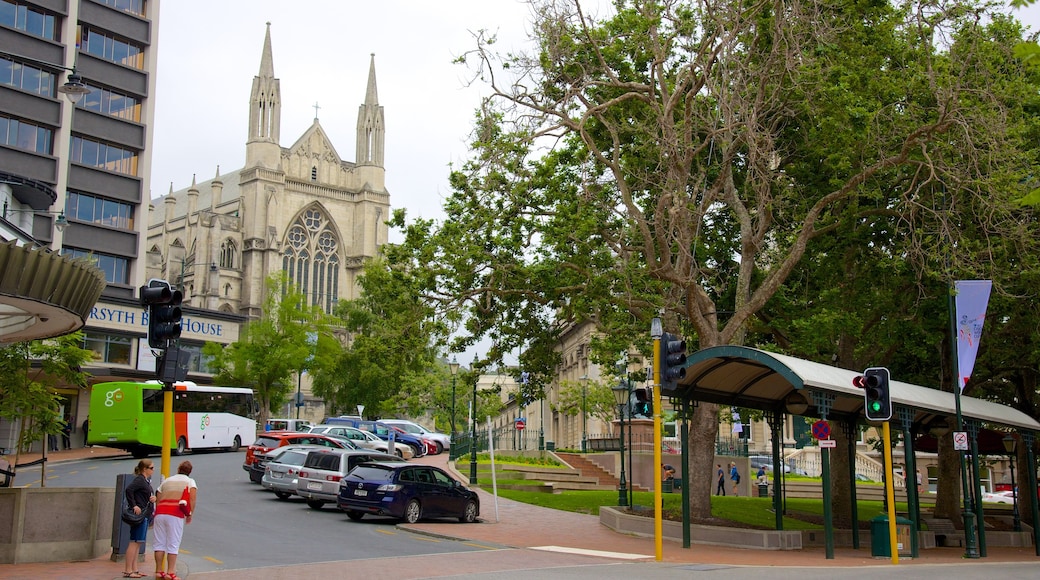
[650,317,663,562]
[949,287,980,558]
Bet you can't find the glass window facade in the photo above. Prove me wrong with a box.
[0,57,56,97]
[81,26,144,70]
[62,248,129,284]
[96,0,145,17]
[70,135,139,175]
[0,1,58,40]
[82,331,131,365]
[67,191,134,229]
[0,114,52,153]
[80,84,141,122]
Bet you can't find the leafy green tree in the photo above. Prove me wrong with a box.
[311,256,447,419]
[0,333,94,484]
[553,378,621,433]
[388,0,1037,519]
[203,276,337,426]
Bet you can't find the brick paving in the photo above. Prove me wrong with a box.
[1,446,1037,579]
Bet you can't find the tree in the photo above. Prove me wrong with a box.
[553,378,620,434]
[0,333,94,485]
[203,276,337,426]
[389,0,1038,519]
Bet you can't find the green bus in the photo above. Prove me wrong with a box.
[88,381,257,458]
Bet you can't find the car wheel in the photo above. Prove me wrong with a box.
[459,500,478,523]
[410,443,424,458]
[434,441,444,454]
[346,510,364,521]
[274,491,292,500]
[403,499,421,524]
[249,471,262,484]
[395,448,404,458]
[230,436,241,452]
[174,437,187,456]
[307,500,325,510]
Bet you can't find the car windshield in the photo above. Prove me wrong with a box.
[308,426,328,433]
[348,465,396,482]
[389,423,422,434]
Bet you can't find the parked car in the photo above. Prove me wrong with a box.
[379,419,450,453]
[322,418,428,458]
[243,432,351,476]
[307,425,414,459]
[982,490,1016,504]
[338,462,479,524]
[295,448,398,509]
[259,444,325,498]
[264,418,312,432]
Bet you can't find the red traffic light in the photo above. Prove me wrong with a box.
[853,375,866,388]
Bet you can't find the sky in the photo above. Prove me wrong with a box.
[151,1,1039,367]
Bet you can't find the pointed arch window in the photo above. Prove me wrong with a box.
[282,207,340,313]
[219,239,237,269]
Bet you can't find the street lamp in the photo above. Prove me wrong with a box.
[612,380,629,507]
[580,374,588,452]
[1003,434,1021,532]
[0,50,90,104]
[1,200,69,232]
[449,355,459,460]
[469,354,479,485]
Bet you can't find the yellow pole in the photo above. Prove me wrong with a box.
[653,336,663,561]
[883,421,898,564]
[160,389,173,478]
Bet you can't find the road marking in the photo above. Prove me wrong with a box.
[531,545,649,560]
[204,556,223,564]
[412,535,440,542]
[462,542,500,550]
[376,529,396,536]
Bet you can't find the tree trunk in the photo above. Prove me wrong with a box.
[933,432,962,521]
[685,402,720,519]
[830,421,853,527]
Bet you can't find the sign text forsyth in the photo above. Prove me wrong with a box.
[88,305,225,337]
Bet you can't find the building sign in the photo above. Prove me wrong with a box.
[87,302,236,342]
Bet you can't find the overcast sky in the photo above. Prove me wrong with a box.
[151,1,1038,367]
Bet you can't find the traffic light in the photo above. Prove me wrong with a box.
[854,367,891,421]
[631,387,652,418]
[659,331,687,393]
[140,280,182,350]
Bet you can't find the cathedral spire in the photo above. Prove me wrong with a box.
[247,22,282,168]
[356,53,384,167]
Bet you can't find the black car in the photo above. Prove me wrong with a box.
[337,462,479,523]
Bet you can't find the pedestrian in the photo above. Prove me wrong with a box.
[82,417,91,447]
[123,459,155,579]
[153,460,196,580]
[47,432,58,451]
[916,469,923,494]
[61,422,72,450]
[715,464,726,496]
[662,463,676,481]
[730,462,740,496]
[756,465,767,484]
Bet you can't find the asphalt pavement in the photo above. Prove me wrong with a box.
[2,445,1039,579]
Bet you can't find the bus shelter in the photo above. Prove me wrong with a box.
[667,345,1040,558]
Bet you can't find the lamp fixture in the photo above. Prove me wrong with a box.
[0,50,89,105]
[2,200,69,233]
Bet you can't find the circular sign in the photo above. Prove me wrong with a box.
[811,419,831,440]
[515,418,526,431]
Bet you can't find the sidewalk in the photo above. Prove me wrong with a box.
[1,446,1038,579]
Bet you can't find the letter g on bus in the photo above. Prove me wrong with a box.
[104,388,123,407]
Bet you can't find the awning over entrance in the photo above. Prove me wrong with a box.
[670,345,1040,432]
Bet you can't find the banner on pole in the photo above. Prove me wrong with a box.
[954,280,992,392]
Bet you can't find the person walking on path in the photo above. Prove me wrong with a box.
[715,464,726,495]
[729,462,740,496]
[123,459,155,579]
[153,460,197,580]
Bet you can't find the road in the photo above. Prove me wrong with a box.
[15,450,497,574]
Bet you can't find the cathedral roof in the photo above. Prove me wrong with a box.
[287,119,345,164]
[156,169,241,219]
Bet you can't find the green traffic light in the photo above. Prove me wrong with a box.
[869,401,882,412]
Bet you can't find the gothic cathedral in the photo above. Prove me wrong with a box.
[145,23,389,318]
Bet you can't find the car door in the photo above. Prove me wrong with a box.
[412,467,446,516]
[429,467,466,517]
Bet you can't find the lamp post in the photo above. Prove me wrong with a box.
[580,374,588,452]
[612,381,629,507]
[469,354,479,485]
[1,201,69,232]
[1003,434,1021,532]
[449,355,459,460]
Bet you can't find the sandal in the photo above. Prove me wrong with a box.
[167,574,180,580]
[123,573,145,579]
[156,573,167,579]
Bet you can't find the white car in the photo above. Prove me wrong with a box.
[982,490,1015,504]
[379,419,450,453]
[307,425,413,459]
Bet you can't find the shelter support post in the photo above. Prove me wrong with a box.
[897,406,920,558]
[811,391,836,560]
[967,420,987,557]
[766,410,784,530]
[842,419,860,550]
[1023,432,1040,556]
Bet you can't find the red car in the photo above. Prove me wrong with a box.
[388,425,437,455]
[243,432,350,472]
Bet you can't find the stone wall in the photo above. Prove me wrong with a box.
[0,487,114,564]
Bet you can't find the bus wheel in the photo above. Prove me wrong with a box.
[131,448,149,459]
[174,437,187,456]
[230,436,241,452]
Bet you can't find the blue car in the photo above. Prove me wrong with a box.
[337,462,479,523]
[322,418,428,457]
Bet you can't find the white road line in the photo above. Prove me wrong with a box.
[530,545,649,560]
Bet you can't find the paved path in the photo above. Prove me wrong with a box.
[2,446,1038,579]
